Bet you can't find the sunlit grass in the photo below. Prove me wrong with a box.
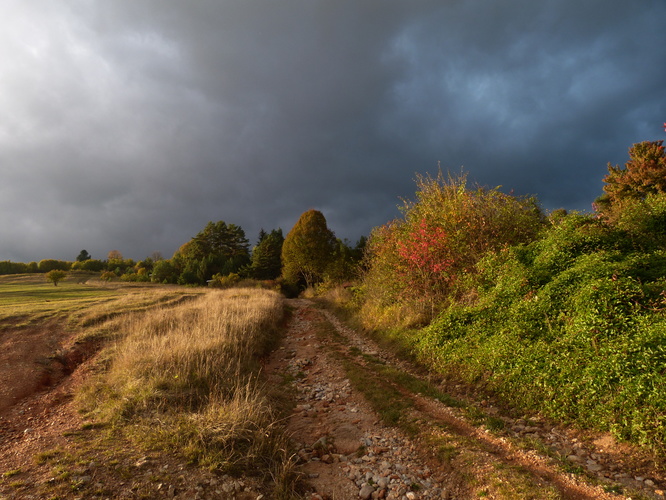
[0,273,122,327]
[0,273,204,333]
[77,288,297,492]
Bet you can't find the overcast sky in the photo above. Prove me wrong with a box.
[2,0,665,262]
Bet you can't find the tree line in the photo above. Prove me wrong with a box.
[2,138,663,299]
[1,209,366,294]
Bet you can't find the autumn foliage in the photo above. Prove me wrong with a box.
[595,140,666,219]
[362,171,545,324]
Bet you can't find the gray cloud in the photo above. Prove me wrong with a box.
[1,0,665,262]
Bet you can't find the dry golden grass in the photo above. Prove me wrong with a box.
[78,288,295,487]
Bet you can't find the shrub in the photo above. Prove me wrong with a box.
[612,192,666,249]
[0,261,28,275]
[410,215,666,455]
[100,271,116,281]
[208,272,240,288]
[361,171,545,325]
[71,259,106,272]
[151,259,177,284]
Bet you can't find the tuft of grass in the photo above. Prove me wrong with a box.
[1,468,22,478]
[35,450,61,465]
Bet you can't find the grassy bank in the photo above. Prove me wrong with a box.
[77,288,296,491]
[0,277,297,498]
[353,213,666,459]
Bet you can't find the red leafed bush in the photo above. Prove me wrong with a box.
[395,218,453,301]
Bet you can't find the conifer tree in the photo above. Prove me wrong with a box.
[250,229,283,280]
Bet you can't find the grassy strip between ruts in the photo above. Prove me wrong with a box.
[75,288,298,497]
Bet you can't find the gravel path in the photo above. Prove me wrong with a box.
[267,299,666,500]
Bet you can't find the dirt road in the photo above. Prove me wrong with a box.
[272,299,664,500]
[0,297,664,499]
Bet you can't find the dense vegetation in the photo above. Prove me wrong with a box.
[0,210,363,293]
[353,140,666,456]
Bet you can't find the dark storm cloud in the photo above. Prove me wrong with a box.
[1,0,665,262]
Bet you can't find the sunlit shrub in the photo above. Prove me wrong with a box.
[38,259,71,272]
[100,271,116,281]
[412,214,666,455]
[361,171,545,325]
[612,192,666,249]
[208,272,241,288]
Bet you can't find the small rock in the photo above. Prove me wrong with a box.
[359,483,375,499]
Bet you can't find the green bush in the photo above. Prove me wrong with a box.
[0,261,28,275]
[410,214,666,454]
[71,259,106,272]
[208,272,240,288]
[100,271,116,281]
[151,259,177,284]
[612,192,666,249]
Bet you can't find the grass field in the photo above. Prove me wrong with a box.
[0,274,296,498]
[0,273,203,330]
[0,273,119,321]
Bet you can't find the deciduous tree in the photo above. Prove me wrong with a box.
[107,250,123,260]
[281,210,336,288]
[46,269,67,286]
[596,140,666,216]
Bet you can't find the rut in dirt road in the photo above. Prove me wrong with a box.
[270,299,648,500]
